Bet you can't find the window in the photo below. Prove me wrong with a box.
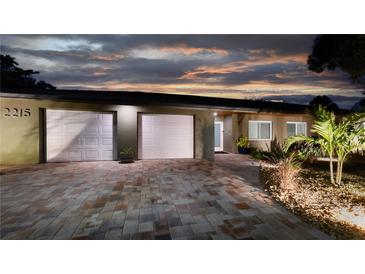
[286,122,307,137]
[248,121,272,140]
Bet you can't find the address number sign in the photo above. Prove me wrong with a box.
[3,107,31,118]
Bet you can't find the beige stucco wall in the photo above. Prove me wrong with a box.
[237,112,314,151]
[0,97,214,165]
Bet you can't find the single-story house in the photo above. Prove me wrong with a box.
[0,89,315,165]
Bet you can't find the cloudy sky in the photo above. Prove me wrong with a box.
[1,35,363,108]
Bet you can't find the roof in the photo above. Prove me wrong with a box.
[0,88,311,114]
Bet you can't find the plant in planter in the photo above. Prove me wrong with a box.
[235,136,250,154]
[119,147,135,163]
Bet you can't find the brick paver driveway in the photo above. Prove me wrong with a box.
[0,154,329,240]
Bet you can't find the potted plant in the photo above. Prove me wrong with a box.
[235,136,250,154]
[119,147,135,163]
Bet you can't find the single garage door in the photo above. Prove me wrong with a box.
[139,114,194,159]
[46,109,114,162]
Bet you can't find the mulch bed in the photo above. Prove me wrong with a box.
[260,160,365,240]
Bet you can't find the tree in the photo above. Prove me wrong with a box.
[334,113,365,184]
[351,98,365,112]
[286,106,365,186]
[0,54,56,90]
[308,35,365,91]
[309,95,339,112]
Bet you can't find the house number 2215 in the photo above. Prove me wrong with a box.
[3,108,31,118]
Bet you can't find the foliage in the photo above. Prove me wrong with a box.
[270,155,302,191]
[351,98,365,112]
[119,147,134,156]
[309,95,339,112]
[308,35,365,91]
[286,105,365,186]
[286,106,337,184]
[288,139,322,162]
[250,139,305,165]
[333,112,365,184]
[249,140,302,191]
[250,148,269,160]
[234,136,249,148]
[260,104,365,238]
[0,54,56,90]
[261,162,365,239]
[265,149,302,168]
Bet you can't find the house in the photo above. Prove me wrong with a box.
[0,89,314,165]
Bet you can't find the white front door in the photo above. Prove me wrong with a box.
[46,109,114,162]
[214,121,224,151]
[139,114,194,159]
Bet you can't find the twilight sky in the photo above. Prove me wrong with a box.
[1,35,363,108]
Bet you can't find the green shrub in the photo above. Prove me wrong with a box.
[264,142,302,168]
[235,136,249,148]
[250,148,270,160]
[120,147,134,156]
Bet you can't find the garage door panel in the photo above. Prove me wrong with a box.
[84,125,99,134]
[46,110,114,162]
[101,114,113,124]
[67,124,85,134]
[84,150,99,160]
[140,114,194,159]
[101,125,113,133]
[102,137,113,145]
[47,111,63,119]
[48,151,67,162]
[69,138,83,148]
[68,150,83,161]
[84,137,99,146]
[101,150,113,160]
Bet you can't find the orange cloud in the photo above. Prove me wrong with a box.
[180,52,307,79]
[90,52,125,61]
[60,80,356,99]
[85,67,114,76]
[160,43,228,56]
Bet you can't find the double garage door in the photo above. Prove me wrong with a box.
[46,110,194,162]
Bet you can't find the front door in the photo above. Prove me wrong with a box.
[214,121,224,152]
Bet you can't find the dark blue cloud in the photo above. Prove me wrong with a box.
[0,34,362,106]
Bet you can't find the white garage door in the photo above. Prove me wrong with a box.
[46,109,114,162]
[139,114,194,159]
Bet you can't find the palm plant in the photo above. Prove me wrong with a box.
[286,106,337,184]
[285,106,365,186]
[333,113,365,184]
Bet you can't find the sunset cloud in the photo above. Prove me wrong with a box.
[160,44,229,56]
[0,34,362,108]
[180,52,307,79]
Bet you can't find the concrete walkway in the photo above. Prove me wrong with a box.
[0,154,329,239]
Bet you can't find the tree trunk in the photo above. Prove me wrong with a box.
[335,157,341,185]
[337,157,346,186]
[338,159,344,185]
[329,153,335,185]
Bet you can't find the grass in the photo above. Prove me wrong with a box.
[261,157,365,239]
